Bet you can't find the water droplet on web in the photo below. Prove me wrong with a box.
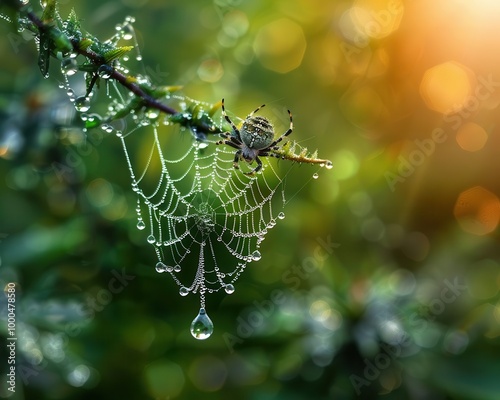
[190,308,213,340]
[166,265,174,272]
[174,265,181,272]
[147,235,155,244]
[85,114,102,129]
[66,88,75,99]
[312,173,319,179]
[325,160,333,169]
[225,284,235,294]
[74,96,90,112]
[61,58,78,76]
[97,65,112,79]
[136,220,145,230]
[251,250,261,261]
[155,262,166,273]
[122,23,134,40]
[145,109,159,119]
[179,286,189,296]
[101,124,114,134]
[278,212,285,220]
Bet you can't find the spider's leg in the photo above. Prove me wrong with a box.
[222,98,240,138]
[268,109,293,147]
[216,131,232,145]
[223,141,242,151]
[245,156,263,175]
[233,149,242,169]
[247,103,266,118]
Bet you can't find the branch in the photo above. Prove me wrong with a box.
[1,0,331,167]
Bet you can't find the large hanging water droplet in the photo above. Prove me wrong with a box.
[278,212,285,220]
[61,58,78,76]
[74,96,90,112]
[224,284,235,294]
[312,173,319,180]
[147,235,155,244]
[251,250,261,261]
[325,160,333,170]
[155,262,166,273]
[179,286,189,296]
[190,308,213,340]
[136,220,145,230]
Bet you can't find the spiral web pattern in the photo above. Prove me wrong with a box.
[118,121,287,310]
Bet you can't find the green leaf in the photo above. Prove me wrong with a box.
[41,0,58,24]
[78,38,93,51]
[103,46,134,63]
[49,27,72,54]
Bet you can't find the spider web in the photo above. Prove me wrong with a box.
[118,118,288,309]
[52,15,321,337]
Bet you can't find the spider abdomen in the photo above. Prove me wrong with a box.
[240,116,274,150]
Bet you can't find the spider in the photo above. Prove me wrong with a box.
[216,98,293,175]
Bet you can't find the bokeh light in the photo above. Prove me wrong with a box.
[454,186,500,235]
[420,62,475,114]
[455,122,488,152]
[253,18,306,73]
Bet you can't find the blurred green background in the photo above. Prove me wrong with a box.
[1,0,500,399]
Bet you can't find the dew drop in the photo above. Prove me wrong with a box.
[190,308,213,340]
[166,265,174,272]
[85,114,102,129]
[145,109,159,119]
[179,286,189,296]
[155,262,166,273]
[61,58,78,76]
[251,250,261,261]
[325,160,333,169]
[313,173,319,179]
[74,96,90,112]
[97,64,112,79]
[147,235,155,244]
[278,212,285,220]
[122,24,134,40]
[174,265,181,272]
[136,220,146,230]
[225,284,235,294]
